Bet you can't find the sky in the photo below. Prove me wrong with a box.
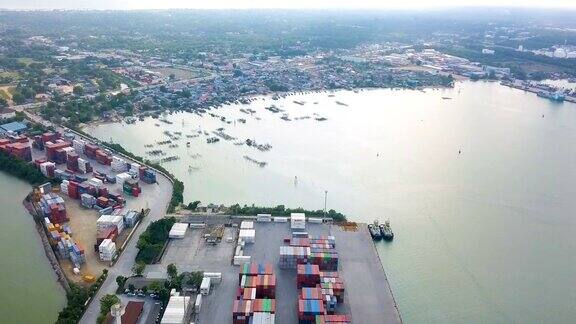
[0,0,575,10]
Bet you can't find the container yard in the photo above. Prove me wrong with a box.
[19,130,163,284]
[152,216,401,324]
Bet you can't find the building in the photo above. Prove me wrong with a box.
[0,108,16,120]
[0,121,27,134]
[121,301,144,324]
[104,301,144,324]
[482,65,511,78]
[482,49,495,55]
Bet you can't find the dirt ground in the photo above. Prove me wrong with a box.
[60,194,130,285]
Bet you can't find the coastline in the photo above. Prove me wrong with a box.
[80,82,456,129]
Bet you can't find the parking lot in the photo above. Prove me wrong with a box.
[150,219,401,324]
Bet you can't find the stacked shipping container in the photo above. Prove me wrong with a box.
[233,263,276,324]
[39,193,68,223]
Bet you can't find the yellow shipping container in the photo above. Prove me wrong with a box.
[83,275,96,283]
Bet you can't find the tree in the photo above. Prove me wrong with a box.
[115,275,126,289]
[12,92,26,105]
[99,294,120,317]
[132,262,145,276]
[167,263,178,280]
[187,201,201,210]
[0,98,7,108]
[142,286,148,294]
[73,85,84,96]
[148,281,163,293]
[128,284,135,292]
[187,271,204,288]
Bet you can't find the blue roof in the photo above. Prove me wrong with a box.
[0,121,27,133]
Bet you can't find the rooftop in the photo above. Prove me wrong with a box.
[0,121,27,133]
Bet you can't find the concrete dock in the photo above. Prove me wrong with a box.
[149,218,402,323]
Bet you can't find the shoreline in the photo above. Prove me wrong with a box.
[80,82,456,129]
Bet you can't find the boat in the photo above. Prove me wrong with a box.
[379,220,394,241]
[537,90,565,102]
[442,97,452,100]
[368,221,382,240]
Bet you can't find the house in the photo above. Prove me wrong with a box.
[103,301,144,324]
[0,108,16,120]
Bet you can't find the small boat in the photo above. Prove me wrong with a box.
[368,221,382,240]
[379,220,394,241]
[442,97,452,100]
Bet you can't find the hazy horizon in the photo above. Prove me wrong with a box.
[1,0,575,10]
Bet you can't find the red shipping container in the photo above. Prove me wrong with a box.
[96,226,118,246]
[232,299,252,324]
[98,187,109,198]
[68,181,79,199]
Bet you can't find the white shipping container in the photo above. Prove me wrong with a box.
[252,312,275,324]
[115,172,132,184]
[200,277,211,295]
[307,217,323,224]
[240,221,254,229]
[169,223,188,239]
[291,213,306,230]
[194,294,202,312]
[256,214,272,222]
[88,178,103,189]
[203,272,222,284]
[273,217,288,223]
[189,223,206,229]
[233,255,251,266]
[239,229,255,244]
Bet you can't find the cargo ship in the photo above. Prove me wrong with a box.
[368,221,382,240]
[379,220,394,241]
[537,91,565,102]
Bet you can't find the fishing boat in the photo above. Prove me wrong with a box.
[368,221,382,240]
[379,220,394,241]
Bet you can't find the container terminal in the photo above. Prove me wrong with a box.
[140,214,403,324]
[0,124,402,323]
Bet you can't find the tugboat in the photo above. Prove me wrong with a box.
[368,221,382,240]
[379,220,394,241]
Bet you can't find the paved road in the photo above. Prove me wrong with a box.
[79,171,172,324]
[52,129,174,324]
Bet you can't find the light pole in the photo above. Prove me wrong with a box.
[324,190,328,217]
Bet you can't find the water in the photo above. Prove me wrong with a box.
[87,81,576,323]
[0,172,65,323]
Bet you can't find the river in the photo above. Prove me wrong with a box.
[86,81,576,323]
[0,172,65,323]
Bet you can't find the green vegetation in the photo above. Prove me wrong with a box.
[186,200,201,210]
[97,294,120,324]
[56,271,108,324]
[132,262,145,276]
[229,204,347,222]
[55,284,90,324]
[167,263,178,280]
[0,151,47,185]
[136,217,176,264]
